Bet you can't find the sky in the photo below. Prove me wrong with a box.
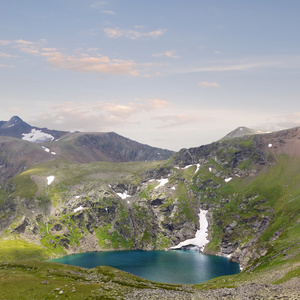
[1,0,300,151]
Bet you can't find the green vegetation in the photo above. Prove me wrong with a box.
[0,238,52,262]
[0,134,300,298]
[0,261,191,299]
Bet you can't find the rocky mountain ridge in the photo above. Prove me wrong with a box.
[220,126,272,141]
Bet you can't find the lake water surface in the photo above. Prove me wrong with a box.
[50,250,239,284]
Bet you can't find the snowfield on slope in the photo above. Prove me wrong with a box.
[22,129,55,143]
[169,209,209,251]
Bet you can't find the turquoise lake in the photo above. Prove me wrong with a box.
[50,250,240,284]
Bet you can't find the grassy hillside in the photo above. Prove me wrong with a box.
[0,129,300,298]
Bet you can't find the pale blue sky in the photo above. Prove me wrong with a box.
[1,1,300,150]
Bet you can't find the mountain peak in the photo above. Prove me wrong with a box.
[1,116,27,129]
[10,115,23,122]
[220,126,271,141]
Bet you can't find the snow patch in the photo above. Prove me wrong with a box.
[116,191,131,199]
[183,164,194,169]
[225,177,232,183]
[175,164,201,174]
[41,146,56,155]
[155,178,169,189]
[171,186,176,190]
[169,209,209,251]
[268,143,273,148]
[41,146,50,153]
[74,206,85,213]
[47,176,55,185]
[209,167,212,172]
[22,129,55,143]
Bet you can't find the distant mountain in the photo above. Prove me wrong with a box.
[47,131,174,163]
[220,126,271,141]
[0,116,68,142]
[0,117,175,177]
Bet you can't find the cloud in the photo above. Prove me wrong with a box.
[33,98,171,132]
[198,81,220,88]
[0,40,12,45]
[102,10,115,14]
[131,98,169,111]
[193,62,275,72]
[0,64,15,68]
[257,112,300,131]
[2,39,160,76]
[104,27,165,40]
[13,39,40,55]
[2,39,141,76]
[148,99,169,109]
[152,114,199,128]
[14,39,34,46]
[0,52,18,58]
[87,48,100,52]
[41,50,139,75]
[36,102,134,132]
[91,1,107,8]
[42,48,57,52]
[152,50,179,59]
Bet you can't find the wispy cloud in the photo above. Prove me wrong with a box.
[133,98,169,110]
[104,27,165,40]
[13,39,40,55]
[0,64,15,68]
[102,10,115,14]
[258,112,300,131]
[34,98,171,132]
[91,1,107,8]
[2,39,150,76]
[193,62,276,72]
[0,52,18,58]
[198,81,220,88]
[0,40,13,45]
[152,114,199,128]
[41,50,139,75]
[152,50,179,59]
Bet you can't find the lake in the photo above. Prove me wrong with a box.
[49,250,240,284]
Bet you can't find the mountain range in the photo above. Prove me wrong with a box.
[0,116,174,183]
[0,116,299,299]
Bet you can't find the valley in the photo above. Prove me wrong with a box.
[0,117,299,299]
